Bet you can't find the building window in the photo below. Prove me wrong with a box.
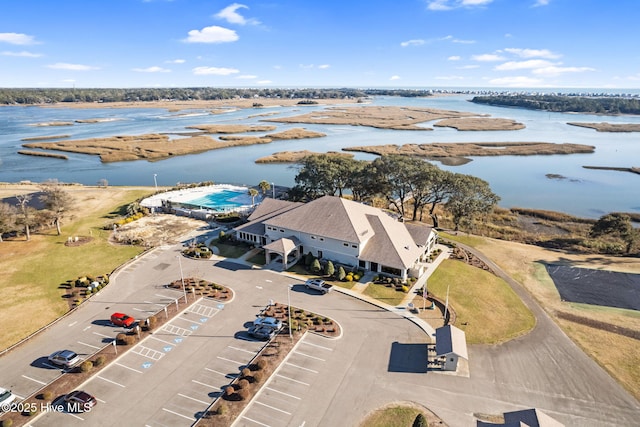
[280,229,284,233]
[311,236,316,240]
[319,237,324,241]
[359,260,366,268]
[343,242,348,247]
[351,244,357,249]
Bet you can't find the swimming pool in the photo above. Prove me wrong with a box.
[184,188,253,211]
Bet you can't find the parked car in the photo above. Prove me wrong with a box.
[64,390,97,412]
[48,349,81,368]
[0,387,16,411]
[110,312,135,328]
[248,325,278,341]
[305,278,333,294]
[253,316,283,330]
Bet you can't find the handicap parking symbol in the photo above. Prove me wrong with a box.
[217,304,225,310]
[174,337,183,344]
[164,346,172,352]
[190,324,199,330]
[142,362,152,369]
[200,317,208,323]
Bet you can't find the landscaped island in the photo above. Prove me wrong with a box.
[255,150,353,163]
[471,94,640,115]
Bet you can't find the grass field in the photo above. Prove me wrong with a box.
[427,258,536,344]
[0,185,152,350]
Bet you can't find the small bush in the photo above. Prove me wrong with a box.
[237,379,250,389]
[324,260,335,276]
[93,355,106,367]
[144,315,157,331]
[311,258,321,273]
[252,371,264,383]
[79,360,93,373]
[216,403,228,415]
[337,266,346,281]
[224,386,234,397]
[256,358,267,370]
[237,388,250,401]
[241,367,251,378]
[401,285,409,293]
[413,413,428,427]
[1,419,14,427]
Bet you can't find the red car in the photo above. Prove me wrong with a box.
[110,312,135,328]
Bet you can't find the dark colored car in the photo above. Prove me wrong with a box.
[248,325,278,341]
[48,350,80,368]
[253,316,283,330]
[64,390,97,412]
[110,312,135,328]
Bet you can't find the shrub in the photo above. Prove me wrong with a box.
[304,251,314,267]
[311,258,321,273]
[237,379,250,389]
[237,388,250,401]
[252,371,264,383]
[324,260,335,276]
[224,386,234,397]
[256,358,267,370]
[345,274,353,282]
[337,266,346,281]
[216,403,228,415]
[241,367,251,378]
[144,315,157,331]
[1,419,14,427]
[93,355,106,367]
[402,285,409,293]
[39,390,53,400]
[79,360,93,373]
[413,413,428,427]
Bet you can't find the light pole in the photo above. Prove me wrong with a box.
[176,255,187,303]
[287,284,293,342]
[271,182,275,199]
[153,173,158,192]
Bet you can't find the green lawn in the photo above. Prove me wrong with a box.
[363,282,407,306]
[0,189,151,350]
[210,239,252,258]
[427,258,535,344]
[360,405,428,427]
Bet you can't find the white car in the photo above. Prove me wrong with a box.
[48,350,81,368]
[0,387,17,411]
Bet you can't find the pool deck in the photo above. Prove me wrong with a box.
[140,184,254,210]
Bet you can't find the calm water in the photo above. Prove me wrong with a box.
[1,94,639,219]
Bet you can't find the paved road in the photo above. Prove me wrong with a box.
[2,232,640,426]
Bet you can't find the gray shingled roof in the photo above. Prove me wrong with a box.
[359,214,425,270]
[235,198,301,235]
[435,325,468,359]
[503,409,564,427]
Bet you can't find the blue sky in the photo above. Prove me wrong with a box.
[1,0,639,89]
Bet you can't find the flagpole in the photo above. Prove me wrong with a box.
[422,279,427,311]
[444,284,449,322]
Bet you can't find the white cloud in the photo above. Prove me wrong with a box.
[0,32,38,45]
[236,74,257,79]
[390,75,401,80]
[401,39,425,47]
[166,59,185,64]
[257,80,272,84]
[533,0,550,6]
[457,64,479,69]
[215,3,260,25]
[472,53,505,62]
[47,63,99,71]
[299,64,314,69]
[427,0,493,11]
[132,66,171,73]
[192,66,239,76]
[488,76,543,86]
[495,59,556,71]
[1,50,42,57]
[448,56,461,61]
[439,35,475,44]
[184,26,238,43]
[532,65,595,76]
[318,64,330,69]
[436,75,464,80]
[504,48,560,59]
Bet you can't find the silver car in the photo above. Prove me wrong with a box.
[48,350,81,368]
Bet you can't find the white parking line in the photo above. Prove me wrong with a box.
[284,362,318,374]
[116,362,143,374]
[227,345,256,355]
[68,321,77,327]
[293,350,325,361]
[144,300,166,307]
[192,379,217,389]
[242,416,270,426]
[275,374,309,386]
[83,326,91,331]
[205,367,237,379]
[254,400,291,415]
[162,407,194,421]
[78,341,101,350]
[177,393,210,405]
[68,412,85,421]
[300,341,333,351]
[217,356,245,365]
[133,346,165,361]
[92,331,112,338]
[96,397,107,404]
[97,375,125,387]
[265,386,301,400]
[149,336,175,346]
[22,375,47,385]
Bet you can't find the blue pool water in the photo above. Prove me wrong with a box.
[182,189,251,210]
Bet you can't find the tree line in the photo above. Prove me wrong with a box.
[287,154,501,231]
[471,95,640,115]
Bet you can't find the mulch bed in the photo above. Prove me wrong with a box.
[63,236,92,247]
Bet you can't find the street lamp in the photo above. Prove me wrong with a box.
[287,284,293,342]
[271,182,275,199]
[153,174,158,192]
[176,255,187,303]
